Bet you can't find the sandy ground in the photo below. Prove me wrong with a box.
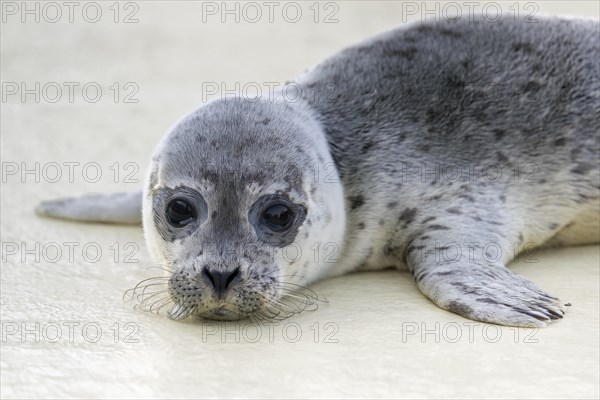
[1,1,599,399]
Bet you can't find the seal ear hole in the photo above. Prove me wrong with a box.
[166,198,197,227]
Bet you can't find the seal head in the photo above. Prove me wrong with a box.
[143,97,346,320]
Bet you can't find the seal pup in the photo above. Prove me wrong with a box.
[37,17,600,327]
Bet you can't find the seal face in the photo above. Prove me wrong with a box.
[142,98,346,320]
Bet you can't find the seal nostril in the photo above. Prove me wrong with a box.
[202,266,241,295]
[225,267,240,289]
[202,267,216,288]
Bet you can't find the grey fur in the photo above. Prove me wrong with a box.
[37,17,600,327]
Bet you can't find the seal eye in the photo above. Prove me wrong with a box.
[262,204,293,232]
[166,199,196,227]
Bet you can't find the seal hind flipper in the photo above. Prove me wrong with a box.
[35,191,142,225]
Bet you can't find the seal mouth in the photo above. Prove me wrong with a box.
[199,307,242,321]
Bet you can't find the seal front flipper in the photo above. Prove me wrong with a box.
[35,191,142,225]
[406,223,566,328]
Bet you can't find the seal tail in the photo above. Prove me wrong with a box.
[35,191,143,225]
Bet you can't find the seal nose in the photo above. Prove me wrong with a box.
[202,266,240,296]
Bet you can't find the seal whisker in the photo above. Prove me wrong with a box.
[278,282,325,302]
[278,287,326,309]
[138,290,170,308]
[138,282,169,295]
[279,291,317,305]
[270,296,309,313]
[251,309,270,322]
[148,296,174,314]
[168,303,195,320]
[145,265,173,274]
[262,301,295,318]
[136,290,170,304]
[158,299,180,315]
[257,293,310,320]
[123,276,170,302]
[254,294,297,320]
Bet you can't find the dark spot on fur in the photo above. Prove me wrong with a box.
[419,144,431,152]
[422,216,436,224]
[439,28,463,38]
[349,195,365,210]
[512,42,534,53]
[362,141,375,153]
[549,223,559,230]
[446,207,462,215]
[493,129,505,141]
[485,219,503,226]
[446,75,465,89]
[211,211,217,219]
[387,201,398,209]
[446,300,473,316]
[499,194,506,203]
[426,224,450,231]
[386,47,418,60]
[357,222,366,230]
[435,270,455,276]
[554,137,567,146]
[406,244,426,256]
[497,152,509,163]
[378,219,385,226]
[399,208,418,226]
[415,271,429,283]
[260,118,271,125]
[521,81,541,93]
[571,164,594,175]
[451,282,482,296]
[477,297,498,305]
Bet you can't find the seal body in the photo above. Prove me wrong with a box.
[290,17,600,325]
[37,17,600,326]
